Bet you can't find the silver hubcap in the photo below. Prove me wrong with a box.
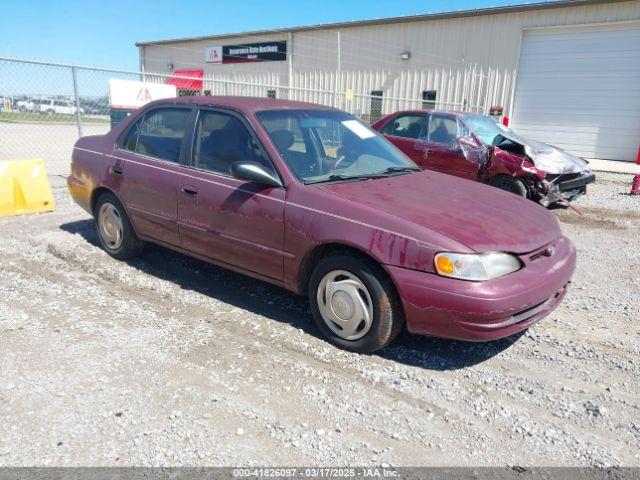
[98,203,123,250]
[317,270,373,341]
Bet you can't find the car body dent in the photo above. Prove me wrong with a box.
[372,110,595,205]
[497,128,590,175]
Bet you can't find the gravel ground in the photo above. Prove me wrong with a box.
[0,172,638,467]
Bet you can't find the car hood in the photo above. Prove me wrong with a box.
[498,131,590,175]
[318,171,561,254]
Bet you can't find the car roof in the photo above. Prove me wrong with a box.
[152,95,338,113]
[389,108,477,116]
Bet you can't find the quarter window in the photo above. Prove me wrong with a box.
[120,118,142,152]
[382,114,425,139]
[135,108,191,162]
[192,110,272,175]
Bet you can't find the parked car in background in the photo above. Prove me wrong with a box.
[68,97,576,352]
[15,97,39,112]
[372,110,595,206]
[39,99,84,116]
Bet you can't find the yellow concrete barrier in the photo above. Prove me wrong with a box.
[0,159,55,217]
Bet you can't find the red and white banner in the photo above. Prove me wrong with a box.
[108,79,177,109]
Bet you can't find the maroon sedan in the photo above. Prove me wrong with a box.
[372,110,595,206]
[68,97,575,353]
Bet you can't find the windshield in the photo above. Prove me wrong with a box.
[256,109,418,183]
[461,114,516,146]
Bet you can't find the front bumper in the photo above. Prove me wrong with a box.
[387,236,576,341]
[540,172,596,205]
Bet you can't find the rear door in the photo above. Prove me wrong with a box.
[423,113,476,180]
[112,105,194,247]
[177,107,286,282]
[379,113,429,166]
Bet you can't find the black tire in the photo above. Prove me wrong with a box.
[94,192,145,260]
[489,175,528,198]
[308,253,404,353]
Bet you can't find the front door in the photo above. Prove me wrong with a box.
[423,113,477,180]
[177,108,286,282]
[379,113,428,166]
[112,105,194,247]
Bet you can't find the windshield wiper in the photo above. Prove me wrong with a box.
[378,166,422,175]
[304,173,387,185]
[305,166,421,185]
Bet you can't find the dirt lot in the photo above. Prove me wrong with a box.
[0,173,638,467]
[0,123,109,176]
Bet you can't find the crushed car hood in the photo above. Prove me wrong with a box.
[498,130,590,175]
[318,171,561,254]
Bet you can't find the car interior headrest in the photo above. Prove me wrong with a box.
[270,129,295,152]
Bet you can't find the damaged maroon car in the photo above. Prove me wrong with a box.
[372,110,595,206]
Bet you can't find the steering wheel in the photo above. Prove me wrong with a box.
[333,154,347,170]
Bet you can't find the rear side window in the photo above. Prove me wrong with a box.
[135,108,191,162]
[120,118,142,151]
[382,114,426,139]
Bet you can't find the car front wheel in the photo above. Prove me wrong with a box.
[489,175,528,198]
[309,253,403,353]
[94,192,145,260]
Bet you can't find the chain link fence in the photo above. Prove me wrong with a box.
[0,56,500,176]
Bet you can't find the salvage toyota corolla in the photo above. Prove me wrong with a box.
[68,96,576,353]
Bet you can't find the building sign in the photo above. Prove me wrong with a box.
[205,46,223,64]
[108,79,177,109]
[205,41,287,64]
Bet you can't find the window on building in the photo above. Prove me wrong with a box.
[422,90,437,109]
[370,90,384,123]
[381,114,426,139]
[135,108,191,162]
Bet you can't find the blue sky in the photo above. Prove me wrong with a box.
[1,0,525,70]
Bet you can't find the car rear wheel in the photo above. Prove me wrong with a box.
[309,253,403,353]
[94,192,145,260]
[489,175,528,198]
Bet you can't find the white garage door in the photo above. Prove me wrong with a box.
[511,23,640,162]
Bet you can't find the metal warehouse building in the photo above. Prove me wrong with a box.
[137,0,640,162]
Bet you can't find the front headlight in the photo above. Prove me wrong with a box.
[434,252,521,281]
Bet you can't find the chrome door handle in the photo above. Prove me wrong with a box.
[181,187,198,197]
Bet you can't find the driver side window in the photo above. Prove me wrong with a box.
[383,114,426,140]
[427,114,458,146]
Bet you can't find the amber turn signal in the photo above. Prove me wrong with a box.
[435,255,455,275]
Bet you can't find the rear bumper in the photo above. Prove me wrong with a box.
[387,236,576,341]
[67,175,92,214]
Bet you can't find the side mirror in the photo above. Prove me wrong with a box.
[458,136,479,149]
[229,161,282,188]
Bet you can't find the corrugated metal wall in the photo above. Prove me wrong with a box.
[140,0,640,116]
